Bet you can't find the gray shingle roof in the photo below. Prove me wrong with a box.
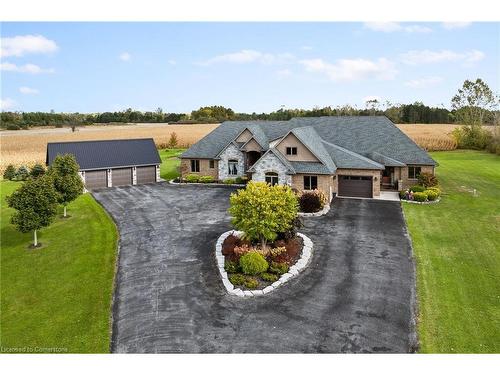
[367,151,406,167]
[289,161,332,174]
[181,116,436,167]
[46,138,161,171]
[322,141,384,170]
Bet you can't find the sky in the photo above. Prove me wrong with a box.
[1,22,498,113]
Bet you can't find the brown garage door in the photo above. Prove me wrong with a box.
[136,166,156,184]
[111,168,132,186]
[338,175,373,198]
[85,170,107,190]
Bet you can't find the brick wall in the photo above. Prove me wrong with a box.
[180,159,219,179]
[398,165,435,190]
[291,174,332,200]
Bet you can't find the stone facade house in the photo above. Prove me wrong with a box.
[180,117,436,199]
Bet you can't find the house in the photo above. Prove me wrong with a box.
[180,117,436,199]
[46,138,161,190]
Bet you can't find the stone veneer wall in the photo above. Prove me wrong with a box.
[218,143,245,180]
[180,159,219,179]
[251,152,292,185]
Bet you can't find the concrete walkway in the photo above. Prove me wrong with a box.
[93,184,416,353]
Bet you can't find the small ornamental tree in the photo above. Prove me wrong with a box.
[3,165,16,180]
[229,181,298,249]
[30,164,46,178]
[15,166,30,181]
[48,154,84,217]
[168,132,179,148]
[7,175,59,247]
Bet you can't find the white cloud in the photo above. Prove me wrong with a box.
[0,34,58,57]
[19,86,39,94]
[0,61,55,74]
[0,98,17,111]
[167,59,177,65]
[442,22,472,30]
[400,49,485,65]
[404,76,444,88]
[364,22,432,33]
[119,52,131,61]
[276,68,292,78]
[299,57,397,82]
[198,49,293,65]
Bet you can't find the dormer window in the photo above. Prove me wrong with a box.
[286,147,297,155]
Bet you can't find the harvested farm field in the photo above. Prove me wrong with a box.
[0,123,218,172]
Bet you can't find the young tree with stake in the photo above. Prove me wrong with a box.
[49,154,84,218]
[7,175,59,247]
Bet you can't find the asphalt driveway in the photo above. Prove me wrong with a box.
[93,183,417,353]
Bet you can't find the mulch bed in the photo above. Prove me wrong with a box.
[222,234,303,266]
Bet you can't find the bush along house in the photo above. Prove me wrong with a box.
[180,116,436,199]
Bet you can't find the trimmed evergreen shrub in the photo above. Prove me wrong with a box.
[3,165,16,180]
[199,175,214,183]
[228,273,245,286]
[224,260,240,273]
[424,190,438,201]
[413,192,428,202]
[426,186,441,196]
[239,251,269,275]
[15,166,30,181]
[269,261,289,275]
[261,272,279,282]
[244,277,259,289]
[224,178,236,184]
[30,164,46,178]
[185,174,200,183]
[410,185,425,193]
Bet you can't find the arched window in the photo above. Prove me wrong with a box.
[265,172,279,186]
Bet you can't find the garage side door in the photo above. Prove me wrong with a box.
[111,168,132,186]
[136,166,156,184]
[338,175,373,198]
[85,170,107,190]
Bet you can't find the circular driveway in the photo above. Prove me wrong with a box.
[93,183,417,353]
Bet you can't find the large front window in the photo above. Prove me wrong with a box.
[228,159,238,175]
[303,175,318,190]
[408,166,421,179]
[190,160,200,172]
[265,172,279,186]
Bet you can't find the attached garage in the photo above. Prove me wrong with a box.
[338,175,373,198]
[85,170,107,190]
[136,166,156,184]
[111,168,133,186]
[46,138,161,190]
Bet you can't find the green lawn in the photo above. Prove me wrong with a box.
[159,148,185,180]
[0,180,118,353]
[402,150,500,353]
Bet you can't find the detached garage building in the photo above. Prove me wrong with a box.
[46,138,161,190]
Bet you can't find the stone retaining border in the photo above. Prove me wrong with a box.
[169,179,246,187]
[298,204,330,217]
[401,197,441,205]
[215,230,314,297]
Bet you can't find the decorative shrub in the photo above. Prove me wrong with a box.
[185,174,200,183]
[3,165,16,180]
[228,273,245,286]
[235,176,248,184]
[299,190,325,213]
[410,185,425,193]
[199,175,214,183]
[224,178,236,184]
[233,243,251,256]
[270,246,286,257]
[15,166,30,181]
[269,261,289,275]
[239,251,269,275]
[260,272,279,282]
[424,190,438,201]
[244,277,259,289]
[229,181,298,249]
[418,172,439,187]
[30,164,46,178]
[413,192,428,202]
[224,260,240,273]
[426,186,441,196]
[276,216,303,241]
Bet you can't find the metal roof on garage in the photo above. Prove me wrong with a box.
[46,138,161,171]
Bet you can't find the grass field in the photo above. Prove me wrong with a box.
[159,148,185,180]
[0,123,217,172]
[403,150,500,353]
[0,180,118,353]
